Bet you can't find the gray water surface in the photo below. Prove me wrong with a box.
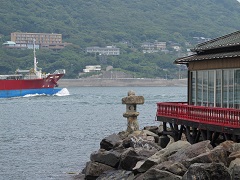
[0,86,187,180]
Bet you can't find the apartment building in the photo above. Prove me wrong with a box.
[86,46,120,55]
[6,32,69,50]
[141,41,166,53]
[83,65,101,73]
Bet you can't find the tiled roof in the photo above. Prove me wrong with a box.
[193,30,240,52]
[175,51,240,64]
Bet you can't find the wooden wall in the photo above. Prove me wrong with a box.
[188,57,240,70]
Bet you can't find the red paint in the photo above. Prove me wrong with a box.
[157,102,240,128]
[0,74,64,90]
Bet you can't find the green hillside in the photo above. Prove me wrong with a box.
[0,0,240,78]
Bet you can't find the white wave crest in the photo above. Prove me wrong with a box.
[55,88,70,96]
[23,93,44,98]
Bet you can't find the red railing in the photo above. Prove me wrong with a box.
[157,102,240,128]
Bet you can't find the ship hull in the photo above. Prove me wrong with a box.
[0,74,64,98]
[0,88,62,98]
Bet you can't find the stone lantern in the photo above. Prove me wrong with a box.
[122,90,144,133]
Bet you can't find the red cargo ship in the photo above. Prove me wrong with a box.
[0,42,65,98]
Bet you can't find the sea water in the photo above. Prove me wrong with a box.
[0,86,187,180]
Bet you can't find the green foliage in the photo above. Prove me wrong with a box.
[0,0,240,78]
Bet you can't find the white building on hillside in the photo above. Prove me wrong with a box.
[83,65,101,73]
[86,46,120,55]
[141,41,167,53]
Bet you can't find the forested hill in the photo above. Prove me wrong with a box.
[1,0,240,45]
[0,0,240,78]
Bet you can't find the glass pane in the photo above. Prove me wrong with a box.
[216,70,222,107]
[203,71,208,106]
[208,70,214,107]
[197,71,203,106]
[223,70,228,108]
[234,70,240,109]
[191,71,196,105]
[229,70,234,108]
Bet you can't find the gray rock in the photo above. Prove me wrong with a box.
[159,135,170,148]
[182,145,229,168]
[182,163,230,180]
[130,137,161,150]
[209,146,229,166]
[231,143,240,152]
[142,130,159,139]
[132,141,190,173]
[144,126,160,135]
[169,140,213,163]
[97,170,134,180]
[100,133,122,150]
[229,150,240,162]
[229,158,240,180]
[139,168,182,180]
[73,173,85,180]
[90,149,121,168]
[84,161,114,179]
[128,148,158,173]
[119,148,145,171]
[155,160,187,176]
[118,131,130,140]
[135,148,158,158]
[165,135,176,147]
[133,159,157,174]
[149,140,191,164]
[124,132,161,150]
[121,136,132,148]
[217,140,235,152]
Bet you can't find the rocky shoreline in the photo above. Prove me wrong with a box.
[74,125,240,180]
[72,90,240,180]
[59,78,187,87]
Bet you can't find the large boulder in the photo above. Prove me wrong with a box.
[142,130,160,143]
[134,160,187,176]
[119,146,156,169]
[144,126,161,135]
[100,133,122,150]
[132,148,159,173]
[130,130,160,144]
[135,168,182,180]
[169,140,213,163]
[84,161,114,180]
[148,140,191,164]
[129,136,161,150]
[231,143,240,152]
[154,160,187,176]
[134,148,158,158]
[132,140,190,173]
[119,148,145,171]
[133,159,156,174]
[217,140,235,152]
[182,163,230,180]
[90,149,121,168]
[229,151,240,162]
[121,131,161,150]
[228,158,240,180]
[182,145,229,168]
[96,170,134,180]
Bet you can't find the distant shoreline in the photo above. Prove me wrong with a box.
[58,78,187,87]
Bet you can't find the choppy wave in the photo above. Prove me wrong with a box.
[22,88,70,98]
[0,86,186,179]
[55,88,70,96]
[23,93,45,97]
